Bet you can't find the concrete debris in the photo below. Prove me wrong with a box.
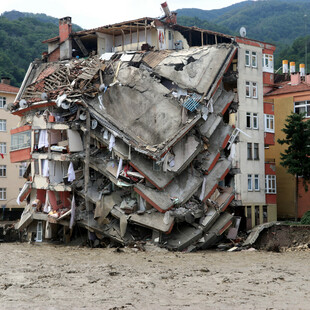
[10,22,241,250]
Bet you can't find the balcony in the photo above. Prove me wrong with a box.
[10,125,32,163]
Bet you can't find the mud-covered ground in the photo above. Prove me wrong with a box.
[0,243,310,310]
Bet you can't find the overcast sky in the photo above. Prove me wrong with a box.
[0,0,247,29]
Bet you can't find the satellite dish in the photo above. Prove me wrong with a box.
[240,27,247,38]
[56,94,67,107]
[41,92,49,101]
[79,112,87,121]
[61,101,70,110]
[91,119,98,129]
[19,99,28,109]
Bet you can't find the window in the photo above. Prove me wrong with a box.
[0,142,6,154]
[0,188,6,200]
[19,163,27,177]
[246,113,259,129]
[0,96,6,108]
[254,143,259,160]
[0,120,6,131]
[253,113,258,129]
[247,143,252,160]
[255,206,260,226]
[246,112,251,128]
[246,81,250,97]
[252,82,257,98]
[265,175,276,193]
[251,51,257,68]
[264,114,274,132]
[245,50,250,66]
[294,101,310,118]
[0,165,6,177]
[245,50,258,69]
[262,54,274,73]
[263,206,268,223]
[254,174,260,191]
[11,131,31,151]
[248,174,253,191]
[245,81,258,99]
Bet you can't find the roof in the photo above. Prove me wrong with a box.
[42,36,60,44]
[266,81,310,97]
[0,83,19,94]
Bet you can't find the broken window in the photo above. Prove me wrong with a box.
[251,51,257,68]
[254,143,259,160]
[19,163,27,177]
[247,174,253,191]
[254,174,259,191]
[247,143,252,160]
[245,50,250,67]
[265,175,276,194]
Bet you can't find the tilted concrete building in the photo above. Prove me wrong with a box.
[9,8,277,249]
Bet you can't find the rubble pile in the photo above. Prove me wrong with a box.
[11,43,240,251]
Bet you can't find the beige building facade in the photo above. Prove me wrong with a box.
[0,78,25,220]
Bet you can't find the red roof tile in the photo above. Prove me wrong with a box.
[266,81,310,96]
[0,83,19,94]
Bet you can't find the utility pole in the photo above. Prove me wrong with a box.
[305,14,308,74]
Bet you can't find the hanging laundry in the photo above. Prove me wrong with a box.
[38,129,49,149]
[67,162,76,182]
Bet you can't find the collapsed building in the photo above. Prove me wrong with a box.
[7,5,277,250]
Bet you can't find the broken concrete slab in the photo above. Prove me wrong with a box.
[153,45,237,97]
[129,209,174,234]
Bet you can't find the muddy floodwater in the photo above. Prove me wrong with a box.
[0,243,309,309]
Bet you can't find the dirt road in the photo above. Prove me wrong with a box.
[0,243,309,309]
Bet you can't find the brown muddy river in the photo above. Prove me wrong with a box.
[0,243,309,309]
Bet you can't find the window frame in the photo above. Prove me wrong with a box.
[0,120,7,132]
[294,101,310,118]
[245,50,250,67]
[10,130,31,151]
[252,82,258,98]
[0,165,6,177]
[264,114,275,132]
[0,142,6,154]
[253,113,259,129]
[19,164,27,178]
[0,96,6,108]
[0,188,6,200]
[254,143,259,160]
[247,143,253,160]
[246,112,252,128]
[265,175,276,194]
[254,174,260,191]
[251,51,257,68]
[248,174,253,191]
[246,81,251,98]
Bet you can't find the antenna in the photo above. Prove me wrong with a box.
[240,27,247,38]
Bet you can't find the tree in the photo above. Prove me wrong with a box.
[277,112,310,221]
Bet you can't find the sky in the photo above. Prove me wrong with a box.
[0,0,247,29]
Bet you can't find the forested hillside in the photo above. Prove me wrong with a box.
[0,11,82,86]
